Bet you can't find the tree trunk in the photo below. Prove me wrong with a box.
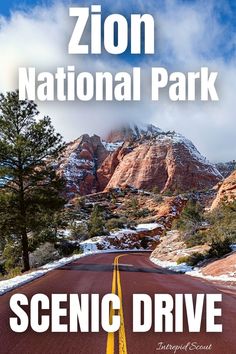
[21,227,30,272]
[18,168,30,272]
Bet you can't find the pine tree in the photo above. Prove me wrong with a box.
[88,205,106,237]
[0,91,65,271]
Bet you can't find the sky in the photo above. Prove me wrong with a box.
[0,0,236,162]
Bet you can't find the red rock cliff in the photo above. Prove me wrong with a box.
[98,127,222,193]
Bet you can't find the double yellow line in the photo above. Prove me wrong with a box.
[106,254,128,354]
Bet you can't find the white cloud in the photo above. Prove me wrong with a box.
[0,1,235,162]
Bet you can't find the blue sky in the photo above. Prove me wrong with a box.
[0,0,53,16]
[0,0,235,161]
[1,0,236,23]
[0,0,236,64]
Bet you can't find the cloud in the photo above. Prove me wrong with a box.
[0,0,235,162]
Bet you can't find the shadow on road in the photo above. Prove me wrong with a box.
[58,263,179,274]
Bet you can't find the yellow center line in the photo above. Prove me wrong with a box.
[106,254,128,354]
[106,257,117,354]
[117,257,128,354]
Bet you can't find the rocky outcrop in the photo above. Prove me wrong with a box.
[150,230,210,262]
[96,147,123,191]
[96,226,163,250]
[99,127,222,194]
[211,170,236,210]
[154,196,188,228]
[201,252,236,278]
[56,134,108,197]
[215,161,236,178]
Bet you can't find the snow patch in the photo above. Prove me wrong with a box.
[136,223,164,231]
[231,244,236,251]
[102,141,123,152]
[80,237,105,252]
[57,229,71,238]
[109,228,141,238]
[186,269,236,282]
[150,257,236,282]
[150,257,193,273]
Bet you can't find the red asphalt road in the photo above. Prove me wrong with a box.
[0,252,236,354]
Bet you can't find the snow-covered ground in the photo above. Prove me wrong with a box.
[150,257,193,273]
[136,223,164,231]
[0,253,91,296]
[185,269,236,282]
[150,257,236,282]
[108,223,163,237]
[80,236,106,252]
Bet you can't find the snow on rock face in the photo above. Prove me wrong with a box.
[136,223,163,231]
[102,141,123,152]
[96,225,163,251]
[100,126,223,193]
[80,223,164,252]
[56,134,109,197]
[55,124,223,198]
[106,123,163,143]
[215,161,236,178]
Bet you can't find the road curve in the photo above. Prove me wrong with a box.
[0,252,236,354]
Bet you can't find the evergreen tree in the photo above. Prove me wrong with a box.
[174,199,204,232]
[0,91,65,271]
[88,205,106,237]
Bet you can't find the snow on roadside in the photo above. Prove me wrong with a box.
[150,257,236,282]
[185,269,236,282]
[0,253,90,296]
[150,257,193,273]
[0,245,150,296]
[0,269,49,296]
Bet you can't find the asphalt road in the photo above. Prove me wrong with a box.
[0,252,236,354]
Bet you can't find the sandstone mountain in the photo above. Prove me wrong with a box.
[99,125,222,194]
[56,134,108,198]
[211,169,236,210]
[56,124,223,198]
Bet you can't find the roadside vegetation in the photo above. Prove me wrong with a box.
[174,199,236,266]
[0,91,70,277]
